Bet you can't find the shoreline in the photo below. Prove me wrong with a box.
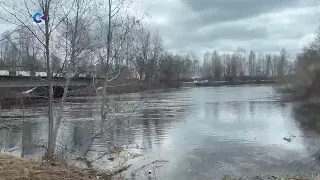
[0,83,278,109]
[0,153,118,180]
[0,83,174,109]
[1,152,318,180]
[193,80,277,87]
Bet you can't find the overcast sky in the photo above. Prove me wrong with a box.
[0,0,319,60]
[136,0,320,58]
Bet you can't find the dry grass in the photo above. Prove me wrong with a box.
[0,153,113,180]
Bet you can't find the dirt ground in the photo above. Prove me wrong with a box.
[0,153,115,180]
[0,153,318,180]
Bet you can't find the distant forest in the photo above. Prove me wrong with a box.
[0,21,309,85]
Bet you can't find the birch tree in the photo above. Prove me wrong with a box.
[265,54,272,77]
[50,0,93,155]
[248,50,256,77]
[132,25,151,80]
[0,0,76,158]
[278,48,287,81]
[94,0,144,126]
[212,50,221,81]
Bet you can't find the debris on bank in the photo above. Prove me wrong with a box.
[0,153,119,180]
[222,175,313,180]
[283,137,292,142]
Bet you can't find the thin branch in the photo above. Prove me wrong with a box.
[49,0,76,35]
[79,95,143,147]
[110,0,126,18]
[106,80,138,87]
[23,0,46,35]
[0,29,18,42]
[0,3,46,46]
[108,67,121,82]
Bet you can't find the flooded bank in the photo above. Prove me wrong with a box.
[1,85,320,179]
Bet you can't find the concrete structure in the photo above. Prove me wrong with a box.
[0,75,101,88]
[0,70,94,78]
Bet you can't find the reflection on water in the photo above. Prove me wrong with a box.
[2,85,320,179]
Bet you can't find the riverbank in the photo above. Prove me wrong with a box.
[1,85,320,179]
[194,80,277,87]
[0,153,121,180]
[222,175,311,180]
[0,80,178,109]
[1,152,316,180]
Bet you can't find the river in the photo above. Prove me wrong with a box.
[1,85,320,179]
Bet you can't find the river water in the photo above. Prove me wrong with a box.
[1,85,320,179]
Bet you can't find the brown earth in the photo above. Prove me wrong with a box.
[0,153,116,180]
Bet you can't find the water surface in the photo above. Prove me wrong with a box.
[1,85,320,179]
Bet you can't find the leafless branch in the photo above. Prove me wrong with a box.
[108,68,121,82]
[78,94,143,147]
[0,3,46,46]
[23,0,46,35]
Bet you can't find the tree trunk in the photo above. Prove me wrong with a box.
[45,4,55,158]
[21,99,25,158]
[100,0,112,128]
[51,66,71,154]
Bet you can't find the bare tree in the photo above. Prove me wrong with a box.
[93,0,144,127]
[278,48,287,81]
[200,48,289,82]
[50,0,93,155]
[190,52,200,78]
[271,54,279,77]
[278,29,320,103]
[146,30,163,85]
[211,50,222,81]
[17,26,43,75]
[256,53,264,77]
[202,51,211,79]
[132,25,151,80]
[157,52,184,87]
[221,53,231,80]
[50,53,61,73]
[230,53,238,82]
[265,54,272,77]
[0,0,76,158]
[235,47,246,78]
[248,50,256,77]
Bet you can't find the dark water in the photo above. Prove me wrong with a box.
[1,85,320,179]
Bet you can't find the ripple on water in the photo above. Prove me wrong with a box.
[2,86,320,179]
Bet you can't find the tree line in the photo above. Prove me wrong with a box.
[0,27,298,84]
[0,18,201,87]
[199,48,296,82]
[280,28,320,102]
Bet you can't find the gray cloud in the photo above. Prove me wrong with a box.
[180,22,269,42]
[0,0,318,60]
[142,0,320,59]
[182,0,303,24]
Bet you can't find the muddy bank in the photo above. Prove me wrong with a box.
[0,80,181,109]
[0,153,119,180]
[1,151,319,180]
[195,80,277,87]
